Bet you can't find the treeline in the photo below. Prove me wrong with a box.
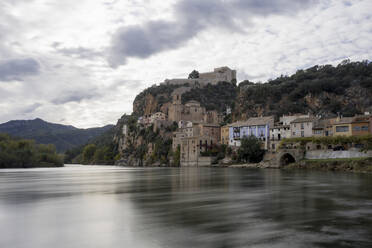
[181,81,237,112]
[0,133,63,168]
[236,60,372,118]
[64,126,119,165]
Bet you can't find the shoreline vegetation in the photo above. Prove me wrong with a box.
[0,133,63,169]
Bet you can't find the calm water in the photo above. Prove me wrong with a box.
[1,165,372,248]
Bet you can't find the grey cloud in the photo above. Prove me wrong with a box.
[108,0,319,67]
[0,58,41,81]
[22,103,42,114]
[54,46,103,60]
[51,91,100,105]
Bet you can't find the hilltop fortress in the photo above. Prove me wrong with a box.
[162,66,237,86]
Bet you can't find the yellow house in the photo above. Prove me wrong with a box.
[332,117,353,136]
[332,116,371,137]
[220,125,229,145]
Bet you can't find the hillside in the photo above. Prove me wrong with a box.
[234,60,372,120]
[0,118,114,152]
[132,60,372,125]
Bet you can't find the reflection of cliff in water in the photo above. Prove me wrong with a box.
[126,168,372,248]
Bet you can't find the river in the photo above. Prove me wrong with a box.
[1,165,372,248]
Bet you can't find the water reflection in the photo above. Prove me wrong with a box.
[1,165,372,247]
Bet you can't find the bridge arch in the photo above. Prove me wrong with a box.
[279,153,296,166]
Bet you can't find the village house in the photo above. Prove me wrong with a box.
[332,115,370,136]
[352,115,370,136]
[220,125,229,145]
[150,112,167,123]
[180,135,215,167]
[172,131,187,151]
[229,116,275,150]
[269,114,309,151]
[290,117,318,138]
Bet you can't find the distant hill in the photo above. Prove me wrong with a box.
[0,118,114,152]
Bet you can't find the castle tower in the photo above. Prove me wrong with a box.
[173,93,182,105]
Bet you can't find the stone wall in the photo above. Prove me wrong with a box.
[181,156,213,167]
[305,150,372,159]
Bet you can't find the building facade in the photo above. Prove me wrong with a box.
[162,66,237,86]
[221,125,229,145]
[290,117,317,138]
[180,135,215,166]
[150,112,167,123]
[229,116,274,150]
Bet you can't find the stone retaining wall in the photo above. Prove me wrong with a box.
[305,150,372,160]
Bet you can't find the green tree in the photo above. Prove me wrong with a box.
[82,144,97,163]
[173,145,181,167]
[188,70,199,79]
[237,136,264,163]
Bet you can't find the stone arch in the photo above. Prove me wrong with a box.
[280,153,296,166]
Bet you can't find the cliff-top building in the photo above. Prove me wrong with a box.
[162,66,237,86]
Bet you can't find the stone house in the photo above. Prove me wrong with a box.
[290,117,318,138]
[150,112,167,123]
[228,116,275,150]
[180,135,215,167]
[269,124,291,151]
[269,114,307,151]
[312,118,335,137]
[172,131,187,151]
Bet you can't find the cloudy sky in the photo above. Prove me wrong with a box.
[0,0,371,128]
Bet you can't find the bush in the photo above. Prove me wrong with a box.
[237,136,265,163]
[0,133,63,168]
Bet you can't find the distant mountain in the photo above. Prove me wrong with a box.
[0,118,114,152]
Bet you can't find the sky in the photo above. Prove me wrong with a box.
[0,0,372,128]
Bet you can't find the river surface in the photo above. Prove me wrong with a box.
[1,165,372,248]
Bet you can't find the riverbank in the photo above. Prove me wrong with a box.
[282,157,372,173]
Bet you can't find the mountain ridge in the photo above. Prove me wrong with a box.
[0,118,114,152]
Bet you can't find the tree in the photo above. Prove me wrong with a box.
[173,145,181,167]
[188,70,199,79]
[82,144,97,163]
[237,136,264,163]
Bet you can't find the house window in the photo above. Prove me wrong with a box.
[353,126,361,131]
[336,126,349,132]
[293,132,296,136]
[301,131,304,137]
[272,144,275,149]
[301,123,304,129]
[361,126,369,131]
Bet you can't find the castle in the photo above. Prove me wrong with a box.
[162,66,237,86]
